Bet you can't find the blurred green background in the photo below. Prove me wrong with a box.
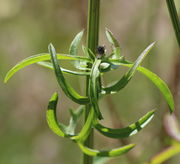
[0,0,179,164]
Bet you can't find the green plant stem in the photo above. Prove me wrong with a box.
[84,0,100,164]
[166,0,180,47]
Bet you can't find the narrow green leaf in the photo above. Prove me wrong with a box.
[69,30,84,56]
[46,92,67,137]
[110,61,175,113]
[49,43,89,105]
[137,66,174,113]
[4,53,91,83]
[78,142,135,157]
[149,144,180,164]
[105,28,121,59]
[71,107,95,142]
[69,31,90,70]
[89,59,103,120]
[102,42,155,94]
[66,106,84,135]
[94,110,155,138]
[37,61,90,76]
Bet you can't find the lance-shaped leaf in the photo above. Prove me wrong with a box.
[69,30,84,57]
[89,59,103,120]
[49,43,89,105]
[69,31,89,69]
[71,107,95,142]
[78,142,135,157]
[94,110,155,138]
[109,60,174,113]
[66,106,84,136]
[4,53,91,83]
[102,42,155,94]
[46,92,67,137]
[37,61,90,76]
[105,28,121,59]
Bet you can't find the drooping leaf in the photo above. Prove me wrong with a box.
[37,61,90,76]
[71,107,95,142]
[49,43,89,105]
[105,28,121,59]
[110,60,174,113]
[136,66,174,113]
[4,53,91,83]
[78,142,135,157]
[94,110,155,138]
[89,59,103,120]
[66,106,84,135]
[102,42,155,94]
[46,92,67,137]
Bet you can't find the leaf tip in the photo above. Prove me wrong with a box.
[3,76,8,83]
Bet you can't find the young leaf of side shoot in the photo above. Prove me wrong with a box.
[69,30,84,57]
[102,42,155,94]
[94,110,155,138]
[105,28,121,59]
[66,106,84,136]
[89,59,103,120]
[82,45,95,60]
[46,92,67,137]
[71,107,95,142]
[49,43,89,105]
[69,31,89,69]
[78,142,135,157]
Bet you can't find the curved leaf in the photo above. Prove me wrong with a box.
[69,31,90,70]
[94,110,155,138]
[69,30,84,56]
[49,44,89,105]
[37,61,90,76]
[71,107,95,142]
[4,53,91,83]
[78,142,135,157]
[89,59,103,120]
[105,28,121,59]
[102,42,155,94]
[46,92,67,137]
[110,61,174,113]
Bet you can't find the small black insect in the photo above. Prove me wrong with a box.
[96,45,106,59]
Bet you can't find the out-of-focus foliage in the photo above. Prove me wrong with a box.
[0,0,179,164]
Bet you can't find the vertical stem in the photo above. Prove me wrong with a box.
[166,0,180,47]
[84,0,100,164]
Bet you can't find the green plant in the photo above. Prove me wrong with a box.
[4,0,175,164]
[145,1,180,163]
[166,0,180,47]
